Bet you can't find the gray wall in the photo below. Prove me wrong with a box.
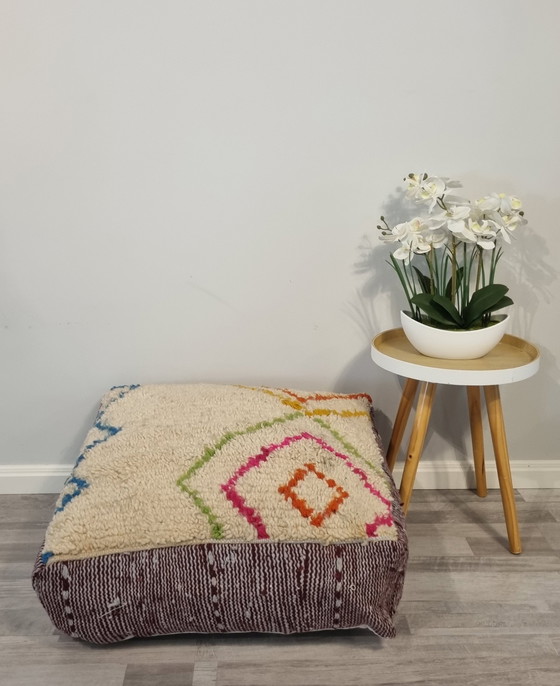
[1,1,559,484]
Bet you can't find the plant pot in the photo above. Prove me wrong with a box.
[400,311,510,360]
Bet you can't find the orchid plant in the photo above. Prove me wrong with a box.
[378,173,526,329]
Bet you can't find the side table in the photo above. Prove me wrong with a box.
[371,328,540,554]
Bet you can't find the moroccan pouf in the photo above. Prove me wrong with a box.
[33,384,408,644]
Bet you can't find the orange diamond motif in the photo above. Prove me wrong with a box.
[278,462,349,527]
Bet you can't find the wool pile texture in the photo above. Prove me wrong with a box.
[33,384,408,644]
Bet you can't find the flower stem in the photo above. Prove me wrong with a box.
[441,247,448,296]
[475,247,483,291]
[426,251,436,294]
[450,238,457,308]
[462,242,468,313]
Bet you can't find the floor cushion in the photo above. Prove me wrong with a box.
[33,384,408,644]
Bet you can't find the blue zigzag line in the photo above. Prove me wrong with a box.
[42,385,140,564]
[58,383,141,504]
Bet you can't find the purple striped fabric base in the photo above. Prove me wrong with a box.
[33,534,407,644]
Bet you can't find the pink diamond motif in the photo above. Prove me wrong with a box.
[220,432,393,539]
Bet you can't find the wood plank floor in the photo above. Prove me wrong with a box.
[1,490,560,685]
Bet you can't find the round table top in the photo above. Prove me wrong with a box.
[371,328,540,385]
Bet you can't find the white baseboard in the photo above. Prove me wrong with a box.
[0,465,73,495]
[392,460,560,490]
[0,460,559,494]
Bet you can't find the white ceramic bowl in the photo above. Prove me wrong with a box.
[400,311,509,360]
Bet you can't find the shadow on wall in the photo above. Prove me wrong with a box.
[500,221,556,342]
[344,187,419,337]
[336,176,560,464]
[332,345,471,467]
[352,183,558,342]
[452,176,558,343]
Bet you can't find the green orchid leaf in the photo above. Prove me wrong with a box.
[411,293,458,328]
[388,254,414,308]
[412,266,433,294]
[463,284,509,327]
[431,294,463,326]
[485,295,514,314]
[469,283,508,304]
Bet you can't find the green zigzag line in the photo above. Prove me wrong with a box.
[179,412,304,480]
[177,411,385,540]
[176,412,303,539]
[181,484,225,540]
[311,417,388,481]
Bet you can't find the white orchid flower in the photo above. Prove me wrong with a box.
[406,174,463,211]
[391,221,413,242]
[380,220,412,245]
[442,202,471,232]
[481,209,526,243]
[425,227,449,248]
[410,218,440,250]
[391,218,433,263]
[431,200,471,232]
[419,216,450,248]
[412,235,432,254]
[477,193,523,215]
[441,194,471,208]
[445,215,493,248]
[497,213,527,243]
[405,174,425,199]
[378,220,408,244]
[387,217,431,243]
[408,217,430,233]
[447,218,469,237]
[393,237,431,264]
[465,219,496,250]
[393,243,413,264]
[406,174,447,210]
[481,209,505,234]
[445,204,497,248]
[446,203,471,220]
[503,212,527,232]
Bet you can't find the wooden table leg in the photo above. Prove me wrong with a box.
[399,381,437,514]
[484,385,522,555]
[386,378,419,472]
[467,386,487,498]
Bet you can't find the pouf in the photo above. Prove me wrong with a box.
[33,384,408,644]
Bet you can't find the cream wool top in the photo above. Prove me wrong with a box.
[41,384,398,564]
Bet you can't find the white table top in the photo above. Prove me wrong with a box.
[371,329,540,386]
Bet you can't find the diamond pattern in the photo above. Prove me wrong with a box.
[278,462,349,527]
[216,431,394,541]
